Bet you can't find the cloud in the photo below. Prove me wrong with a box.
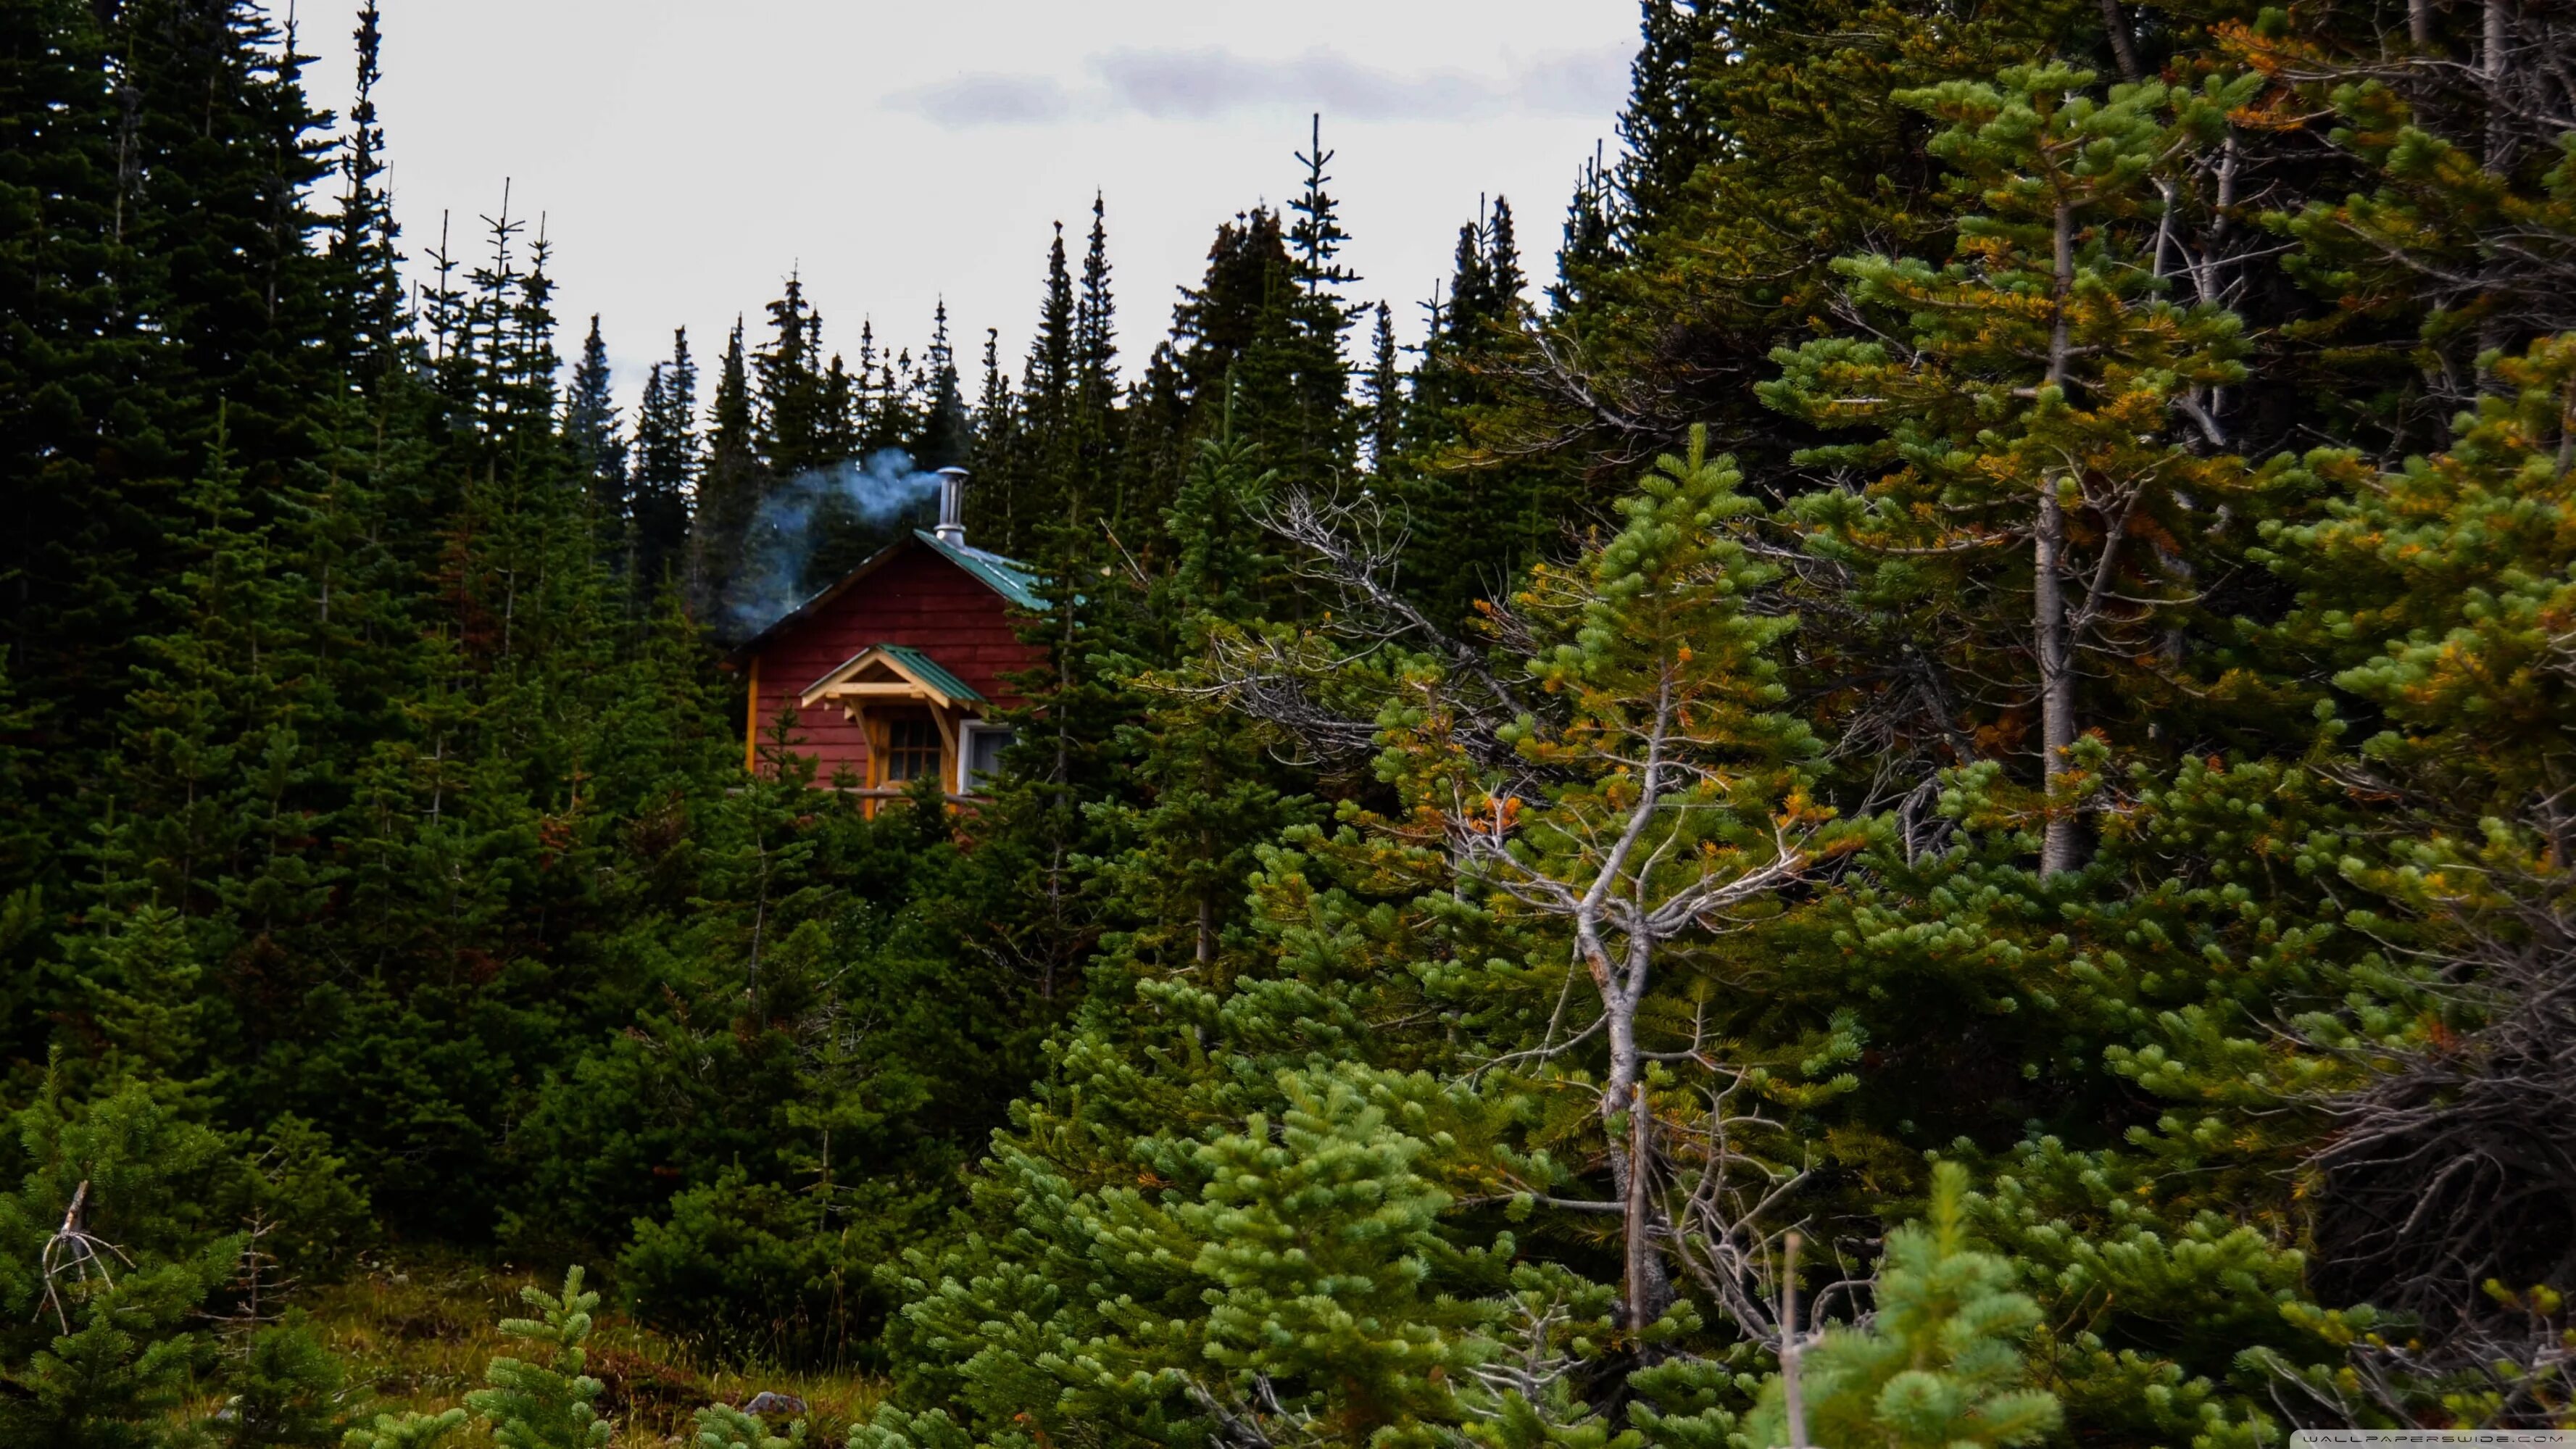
[894,72,1073,127]
[891,46,1629,128]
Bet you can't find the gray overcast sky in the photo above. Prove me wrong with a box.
[298,1,1641,415]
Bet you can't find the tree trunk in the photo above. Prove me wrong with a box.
[1625,1081,1654,1331]
[2477,0,2512,381]
[2098,0,2143,81]
[1600,987,1674,1330]
[1782,1232,1809,1448]
[2039,202,2080,878]
[2411,0,2433,48]
[2483,0,2510,170]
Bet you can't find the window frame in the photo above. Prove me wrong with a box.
[878,713,942,786]
[958,721,1015,796]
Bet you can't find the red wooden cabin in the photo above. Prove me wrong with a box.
[726,470,1043,801]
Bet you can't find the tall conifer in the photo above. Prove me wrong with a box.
[691,318,760,627]
[565,315,626,532]
[629,328,698,598]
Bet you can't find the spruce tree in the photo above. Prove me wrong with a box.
[325,1,408,387]
[1553,142,1614,311]
[1362,300,1403,475]
[754,271,830,476]
[1087,425,1310,977]
[915,299,968,468]
[692,318,762,628]
[629,328,699,597]
[963,325,1021,549]
[1399,196,1549,624]
[1281,115,1361,488]
[1612,0,1723,250]
[1018,220,1080,528]
[1073,196,1123,526]
[564,314,626,540]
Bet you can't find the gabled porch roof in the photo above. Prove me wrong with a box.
[798,642,985,713]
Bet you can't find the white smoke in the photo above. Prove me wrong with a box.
[728,449,943,638]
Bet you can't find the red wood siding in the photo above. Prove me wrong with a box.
[741,543,1039,783]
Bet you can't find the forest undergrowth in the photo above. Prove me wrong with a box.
[290,1254,884,1446]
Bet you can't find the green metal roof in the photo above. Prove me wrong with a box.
[916,531,1049,612]
[873,643,983,705]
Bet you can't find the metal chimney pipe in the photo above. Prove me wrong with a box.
[934,467,968,547]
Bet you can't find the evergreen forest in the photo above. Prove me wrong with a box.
[5,0,2576,1444]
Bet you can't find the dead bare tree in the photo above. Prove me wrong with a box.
[36,1181,133,1334]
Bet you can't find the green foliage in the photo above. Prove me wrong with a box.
[1745,1164,2058,1449]
[689,1401,810,1448]
[219,1321,349,1448]
[340,1408,470,1449]
[0,1319,199,1449]
[462,1266,613,1449]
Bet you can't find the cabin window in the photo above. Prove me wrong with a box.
[881,717,942,784]
[960,723,1015,794]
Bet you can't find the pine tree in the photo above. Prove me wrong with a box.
[1761,64,2258,873]
[1745,1165,2059,1449]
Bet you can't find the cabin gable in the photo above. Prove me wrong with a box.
[736,539,1040,796]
